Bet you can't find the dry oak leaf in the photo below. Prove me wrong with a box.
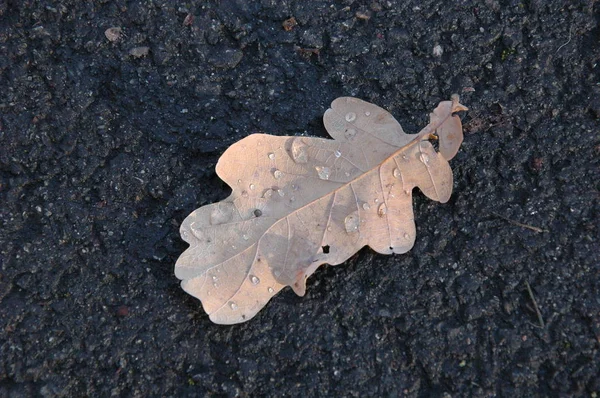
[175,96,468,324]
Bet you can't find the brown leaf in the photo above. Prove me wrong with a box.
[282,17,298,31]
[175,97,467,324]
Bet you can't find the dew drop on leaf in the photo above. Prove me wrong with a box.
[291,138,309,164]
[277,189,285,197]
[229,302,238,310]
[345,112,356,122]
[190,225,204,240]
[273,169,283,179]
[263,189,274,199]
[250,275,260,285]
[334,150,342,158]
[393,168,402,179]
[268,287,274,293]
[419,153,430,164]
[315,166,331,180]
[344,211,360,233]
[362,202,370,210]
[268,152,275,160]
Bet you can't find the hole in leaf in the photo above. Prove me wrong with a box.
[322,245,330,254]
[253,209,262,217]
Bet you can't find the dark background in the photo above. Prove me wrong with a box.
[1,0,599,396]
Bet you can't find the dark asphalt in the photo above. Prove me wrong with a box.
[1,1,599,396]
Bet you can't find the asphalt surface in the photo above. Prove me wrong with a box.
[1,1,599,396]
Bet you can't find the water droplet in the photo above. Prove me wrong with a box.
[315,166,331,180]
[419,153,430,164]
[268,152,275,160]
[362,203,370,210]
[344,129,356,140]
[249,183,255,190]
[393,168,402,180]
[212,275,218,281]
[191,226,205,240]
[213,282,218,287]
[273,169,283,179]
[242,234,249,241]
[229,302,238,310]
[404,189,411,195]
[402,154,408,161]
[268,287,274,293]
[378,203,387,217]
[403,233,410,239]
[250,276,260,285]
[277,189,285,197]
[345,112,356,122]
[291,138,308,164]
[237,179,242,184]
[344,211,360,233]
[181,230,189,238]
[334,150,342,158]
[210,203,234,225]
[327,225,332,231]
[365,111,371,116]
[374,198,379,204]
[263,189,274,199]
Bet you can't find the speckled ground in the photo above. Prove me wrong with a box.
[1,1,599,396]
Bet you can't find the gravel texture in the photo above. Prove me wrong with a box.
[1,1,599,396]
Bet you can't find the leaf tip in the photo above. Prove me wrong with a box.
[450,94,469,113]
